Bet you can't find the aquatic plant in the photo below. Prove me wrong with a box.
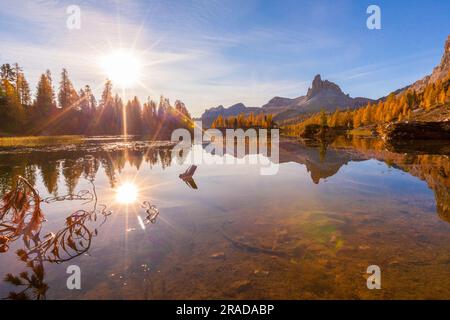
[0,176,44,252]
[0,176,111,299]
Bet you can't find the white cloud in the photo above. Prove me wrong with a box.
[0,0,333,116]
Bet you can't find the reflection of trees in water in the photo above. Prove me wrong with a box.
[0,146,175,194]
[0,158,37,195]
[3,249,48,300]
[0,177,44,253]
[0,176,111,299]
[331,136,450,222]
[279,136,449,221]
[62,159,85,195]
[39,161,60,195]
[0,139,448,222]
[318,141,328,163]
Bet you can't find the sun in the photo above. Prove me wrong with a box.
[115,182,139,204]
[100,49,142,88]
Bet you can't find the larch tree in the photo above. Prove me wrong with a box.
[57,69,80,133]
[13,64,32,107]
[0,77,25,133]
[35,71,56,119]
[127,96,143,135]
[58,68,78,110]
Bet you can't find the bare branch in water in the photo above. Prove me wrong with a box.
[0,176,44,252]
[1,175,158,300]
[142,201,159,224]
[0,176,111,300]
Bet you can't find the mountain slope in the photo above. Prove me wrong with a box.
[409,35,450,92]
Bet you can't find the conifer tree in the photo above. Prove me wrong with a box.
[34,70,56,131]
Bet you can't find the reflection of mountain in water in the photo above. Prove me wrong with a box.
[0,137,448,222]
[213,137,449,222]
[279,137,450,222]
[278,140,364,184]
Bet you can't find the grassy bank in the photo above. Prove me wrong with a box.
[0,135,84,147]
[347,128,375,136]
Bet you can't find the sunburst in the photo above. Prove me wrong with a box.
[99,49,143,89]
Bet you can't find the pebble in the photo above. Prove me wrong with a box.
[230,280,252,293]
[210,252,226,259]
[254,269,270,276]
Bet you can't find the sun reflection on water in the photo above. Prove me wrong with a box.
[115,182,139,204]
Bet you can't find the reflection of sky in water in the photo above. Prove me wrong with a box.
[0,144,449,299]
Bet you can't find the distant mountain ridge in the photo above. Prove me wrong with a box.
[200,103,262,128]
[201,74,374,126]
[201,35,450,127]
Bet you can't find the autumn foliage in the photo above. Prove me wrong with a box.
[0,63,192,137]
[211,112,275,129]
[283,71,450,134]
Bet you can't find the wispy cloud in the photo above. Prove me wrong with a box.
[6,0,440,115]
[0,0,323,116]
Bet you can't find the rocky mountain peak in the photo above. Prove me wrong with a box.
[410,34,450,91]
[441,35,450,67]
[436,35,450,72]
[306,74,344,98]
[203,73,374,126]
[228,102,246,111]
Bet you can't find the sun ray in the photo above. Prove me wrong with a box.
[130,5,154,52]
[29,81,105,135]
[99,49,143,89]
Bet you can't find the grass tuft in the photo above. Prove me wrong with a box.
[0,135,84,147]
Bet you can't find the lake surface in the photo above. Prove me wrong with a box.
[0,136,449,299]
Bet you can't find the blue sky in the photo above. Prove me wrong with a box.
[0,0,449,116]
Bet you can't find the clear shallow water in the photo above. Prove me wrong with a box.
[0,136,449,299]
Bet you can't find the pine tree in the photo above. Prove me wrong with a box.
[216,114,224,128]
[320,109,327,128]
[96,80,114,134]
[0,64,15,83]
[362,104,372,125]
[438,89,446,104]
[174,100,190,119]
[56,69,80,133]
[353,110,362,128]
[100,80,113,107]
[142,98,157,134]
[266,114,273,128]
[58,68,78,110]
[0,78,25,133]
[113,94,124,134]
[13,64,31,106]
[127,96,142,135]
[34,71,56,131]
